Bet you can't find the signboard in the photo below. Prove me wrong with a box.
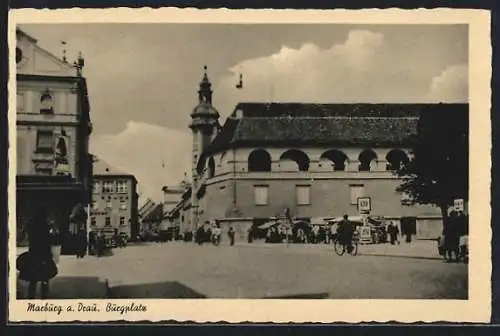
[357,197,372,214]
[359,226,372,244]
[454,199,464,212]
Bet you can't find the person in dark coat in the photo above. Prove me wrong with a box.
[17,208,58,299]
[247,227,254,243]
[196,226,204,245]
[228,227,235,246]
[337,214,355,253]
[69,203,88,259]
[444,211,461,262]
[388,222,400,245]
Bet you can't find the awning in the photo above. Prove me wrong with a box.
[329,216,385,225]
[258,221,279,229]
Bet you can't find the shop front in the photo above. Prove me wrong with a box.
[16,176,90,255]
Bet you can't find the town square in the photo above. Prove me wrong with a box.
[13,22,470,301]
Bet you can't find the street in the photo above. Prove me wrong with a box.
[20,240,467,300]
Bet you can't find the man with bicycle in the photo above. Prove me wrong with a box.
[337,214,356,254]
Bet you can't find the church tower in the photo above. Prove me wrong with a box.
[189,65,220,230]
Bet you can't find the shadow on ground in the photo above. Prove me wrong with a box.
[262,292,330,299]
[17,276,108,299]
[357,253,442,261]
[108,281,206,298]
[91,248,114,258]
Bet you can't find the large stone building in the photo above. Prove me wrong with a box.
[90,159,139,240]
[168,67,468,241]
[15,28,93,254]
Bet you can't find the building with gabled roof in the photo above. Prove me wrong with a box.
[15,28,93,254]
[170,67,468,242]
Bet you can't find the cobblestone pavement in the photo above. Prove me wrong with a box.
[25,240,467,299]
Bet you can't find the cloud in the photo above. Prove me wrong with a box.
[83,29,467,201]
[213,30,468,118]
[427,64,468,102]
[90,122,191,202]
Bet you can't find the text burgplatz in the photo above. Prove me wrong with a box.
[26,302,147,315]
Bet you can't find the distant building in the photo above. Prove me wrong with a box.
[15,28,93,254]
[138,200,163,240]
[159,185,185,238]
[90,158,139,240]
[169,67,468,241]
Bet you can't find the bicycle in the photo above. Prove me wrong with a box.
[333,232,359,256]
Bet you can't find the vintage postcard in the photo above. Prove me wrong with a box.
[7,8,491,323]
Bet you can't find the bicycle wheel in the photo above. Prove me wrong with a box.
[349,241,359,256]
[334,240,345,256]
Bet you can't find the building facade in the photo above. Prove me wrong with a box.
[15,28,93,254]
[90,159,139,240]
[160,185,185,237]
[169,68,468,241]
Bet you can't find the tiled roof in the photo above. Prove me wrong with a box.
[141,203,163,222]
[231,102,428,118]
[202,103,467,156]
[233,116,418,146]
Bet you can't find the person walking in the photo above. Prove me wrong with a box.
[337,214,355,253]
[17,207,58,299]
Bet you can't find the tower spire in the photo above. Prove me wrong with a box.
[198,65,212,104]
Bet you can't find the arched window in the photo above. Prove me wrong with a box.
[386,149,409,171]
[358,149,378,171]
[279,149,310,172]
[248,149,271,172]
[207,157,215,178]
[320,150,348,171]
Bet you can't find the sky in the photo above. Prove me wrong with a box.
[19,23,468,202]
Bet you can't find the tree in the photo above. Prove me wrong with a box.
[396,104,469,221]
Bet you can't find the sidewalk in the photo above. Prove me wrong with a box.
[15,247,109,299]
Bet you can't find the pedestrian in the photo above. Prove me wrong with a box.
[247,227,254,243]
[444,211,460,262]
[228,226,235,246]
[48,220,61,264]
[17,207,58,299]
[96,230,105,257]
[69,202,87,259]
[337,214,355,253]
[196,226,204,245]
[388,221,400,245]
